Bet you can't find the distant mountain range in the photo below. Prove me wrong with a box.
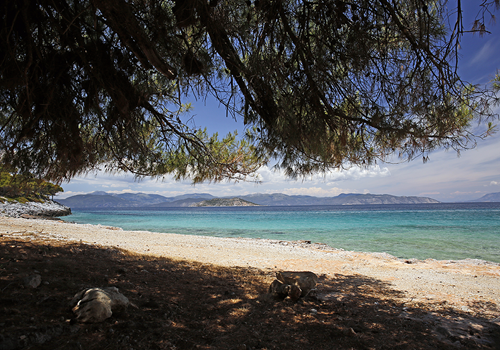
[57,192,215,209]
[57,191,441,209]
[469,192,500,202]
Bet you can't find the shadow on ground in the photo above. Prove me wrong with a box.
[1,238,499,349]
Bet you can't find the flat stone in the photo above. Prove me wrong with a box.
[23,274,42,289]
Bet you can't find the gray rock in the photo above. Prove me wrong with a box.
[268,279,302,301]
[71,287,129,323]
[0,200,71,218]
[269,279,292,299]
[276,271,318,297]
[23,274,42,288]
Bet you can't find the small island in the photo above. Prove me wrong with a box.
[189,198,260,207]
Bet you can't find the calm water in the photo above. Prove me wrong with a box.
[61,203,500,263]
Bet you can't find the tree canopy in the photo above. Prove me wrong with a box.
[1,0,498,182]
[0,167,64,201]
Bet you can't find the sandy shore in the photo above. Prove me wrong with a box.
[1,216,499,316]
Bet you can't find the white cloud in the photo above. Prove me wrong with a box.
[325,165,391,181]
[418,191,440,196]
[489,181,499,186]
[109,183,126,188]
[55,191,87,199]
[106,189,136,194]
[469,39,499,66]
[255,164,390,184]
[254,166,286,183]
[281,187,357,197]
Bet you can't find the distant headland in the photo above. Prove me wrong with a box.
[189,198,260,207]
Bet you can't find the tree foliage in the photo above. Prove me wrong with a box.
[0,168,64,201]
[0,0,498,182]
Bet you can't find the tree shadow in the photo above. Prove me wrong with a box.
[1,238,499,350]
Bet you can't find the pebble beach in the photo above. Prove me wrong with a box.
[1,216,499,317]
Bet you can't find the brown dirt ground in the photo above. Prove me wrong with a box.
[1,236,500,350]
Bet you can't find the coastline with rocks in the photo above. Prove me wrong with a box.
[0,199,71,218]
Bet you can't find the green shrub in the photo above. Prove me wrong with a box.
[0,168,64,202]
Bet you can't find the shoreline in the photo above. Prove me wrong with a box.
[61,202,500,265]
[1,216,499,317]
[59,218,500,267]
[7,215,500,267]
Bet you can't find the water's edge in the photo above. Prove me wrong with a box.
[61,203,500,263]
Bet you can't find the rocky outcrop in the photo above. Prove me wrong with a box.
[269,279,302,301]
[0,200,71,218]
[276,271,318,297]
[269,271,318,301]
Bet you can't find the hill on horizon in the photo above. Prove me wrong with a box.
[57,192,439,209]
[469,192,500,202]
[190,198,260,207]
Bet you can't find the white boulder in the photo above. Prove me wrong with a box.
[71,287,129,323]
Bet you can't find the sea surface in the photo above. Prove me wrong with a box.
[61,202,500,263]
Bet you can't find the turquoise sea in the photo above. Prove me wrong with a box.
[61,203,500,263]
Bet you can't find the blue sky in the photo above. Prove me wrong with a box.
[56,4,500,202]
